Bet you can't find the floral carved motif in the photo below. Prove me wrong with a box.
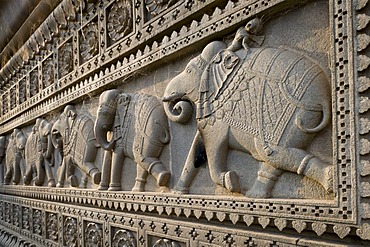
[47,213,58,241]
[80,22,99,62]
[22,207,30,230]
[153,238,181,247]
[64,217,78,247]
[42,57,54,88]
[145,0,176,16]
[112,229,136,247]
[58,41,73,78]
[4,203,11,224]
[29,70,39,97]
[13,205,20,227]
[107,0,133,43]
[85,223,103,247]
[18,79,26,104]
[33,209,42,236]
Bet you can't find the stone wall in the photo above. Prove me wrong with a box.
[0,0,369,246]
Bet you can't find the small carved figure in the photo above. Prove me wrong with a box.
[4,129,26,185]
[51,105,101,188]
[163,28,333,198]
[94,89,170,191]
[23,118,57,187]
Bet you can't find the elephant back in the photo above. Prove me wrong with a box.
[210,47,329,145]
[64,115,96,163]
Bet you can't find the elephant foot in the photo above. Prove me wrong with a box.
[245,179,272,198]
[98,182,109,190]
[172,186,189,194]
[23,176,31,186]
[148,162,171,187]
[90,169,101,185]
[223,171,240,193]
[108,186,122,191]
[156,171,171,187]
[48,179,56,187]
[56,182,64,188]
[132,180,145,192]
[300,156,333,193]
[68,175,78,187]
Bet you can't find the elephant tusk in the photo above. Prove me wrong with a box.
[162,92,186,102]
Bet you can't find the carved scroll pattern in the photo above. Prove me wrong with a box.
[80,22,99,63]
[107,0,133,43]
[153,238,181,247]
[85,222,103,247]
[9,87,16,110]
[58,41,74,78]
[13,204,20,228]
[2,93,8,115]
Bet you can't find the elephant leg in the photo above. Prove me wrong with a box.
[204,127,240,193]
[57,158,68,187]
[108,151,125,191]
[98,150,112,190]
[4,165,13,185]
[44,159,55,187]
[174,130,205,194]
[67,165,79,188]
[34,157,45,186]
[132,165,148,192]
[245,162,283,198]
[23,163,33,186]
[137,157,170,187]
[12,155,22,184]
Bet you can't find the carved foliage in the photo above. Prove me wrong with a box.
[80,22,99,63]
[64,217,78,247]
[22,207,30,230]
[112,229,136,247]
[2,93,8,114]
[153,238,181,247]
[9,86,16,110]
[58,41,74,78]
[18,78,26,104]
[33,209,43,236]
[47,213,58,241]
[30,70,39,97]
[145,0,176,16]
[4,202,11,224]
[42,57,55,88]
[107,0,133,43]
[13,204,20,227]
[85,222,103,247]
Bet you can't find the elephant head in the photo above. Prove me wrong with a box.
[51,105,77,148]
[163,41,227,123]
[94,89,124,151]
[13,128,26,155]
[39,119,54,160]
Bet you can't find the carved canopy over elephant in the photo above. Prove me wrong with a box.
[163,28,333,197]
[51,105,101,188]
[94,89,171,191]
[23,118,57,187]
[4,129,26,185]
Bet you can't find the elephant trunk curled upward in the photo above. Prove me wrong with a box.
[94,90,170,191]
[163,39,333,198]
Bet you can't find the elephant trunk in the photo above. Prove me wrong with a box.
[162,99,193,123]
[94,119,115,151]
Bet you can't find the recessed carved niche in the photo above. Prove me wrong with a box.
[29,69,39,98]
[42,56,55,89]
[80,21,99,64]
[58,39,74,78]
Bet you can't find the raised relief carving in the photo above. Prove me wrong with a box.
[30,70,39,98]
[2,93,8,114]
[24,118,57,187]
[107,0,133,43]
[42,57,55,88]
[4,129,26,185]
[0,136,6,184]
[80,22,99,63]
[112,229,136,247]
[9,87,16,110]
[163,23,333,198]
[64,217,78,247]
[46,213,58,241]
[145,0,176,16]
[153,238,180,247]
[19,79,26,104]
[13,205,20,228]
[52,105,101,188]
[94,90,170,191]
[58,41,74,78]
[85,223,103,247]
[33,209,42,236]
[22,207,30,231]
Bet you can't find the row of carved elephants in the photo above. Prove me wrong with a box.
[0,23,334,198]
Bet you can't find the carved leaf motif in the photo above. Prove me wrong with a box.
[243,215,254,226]
[212,7,222,18]
[361,160,370,176]
[312,222,327,236]
[357,14,370,31]
[47,214,58,241]
[360,138,370,155]
[357,223,370,240]
[361,203,370,219]
[194,210,202,219]
[358,55,370,71]
[361,182,370,197]
[274,218,287,231]
[165,207,172,215]
[217,212,226,222]
[360,118,370,134]
[205,211,213,221]
[356,0,369,10]
[358,76,370,93]
[358,34,370,52]
[107,0,133,42]
[360,96,370,113]
[174,207,182,216]
[64,217,78,247]
[157,205,164,215]
[184,208,191,218]
[258,217,270,229]
[292,220,306,233]
[333,225,351,239]
[229,213,239,224]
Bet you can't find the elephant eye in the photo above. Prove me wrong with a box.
[186,67,192,74]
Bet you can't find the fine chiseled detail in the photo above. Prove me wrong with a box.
[145,0,176,16]
[95,90,170,191]
[112,229,136,247]
[58,41,74,78]
[4,129,26,185]
[80,22,99,63]
[85,222,103,247]
[64,216,78,247]
[33,209,43,236]
[107,0,133,43]
[42,57,55,88]
[153,238,181,247]
[47,213,58,241]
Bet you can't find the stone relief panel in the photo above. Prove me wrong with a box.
[46,212,58,242]
[22,206,30,231]
[18,78,26,105]
[29,69,39,98]
[84,222,103,247]
[58,40,74,78]
[111,229,136,247]
[106,0,133,46]
[144,0,176,19]
[42,57,55,89]
[32,209,43,236]
[1,93,8,115]
[9,86,16,110]
[80,21,99,64]
[64,216,78,247]
[4,129,26,185]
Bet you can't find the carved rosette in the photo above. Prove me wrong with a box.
[22,207,30,230]
[80,22,99,62]
[58,42,73,78]
[112,230,136,247]
[47,213,58,241]
[42,57,55,88]
[33,209,42,236]
[64,217,78,247]
[153,238,181,247]
[107,0,133,42]
[145,0,176,16]
[85,223,103,247]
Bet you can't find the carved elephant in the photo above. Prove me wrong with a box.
[4,129,26,185]
[23,118,57,187]
[0,136,6,184]
[94,89,171,191]
[163,40,333,198]
[51,105,101,188]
